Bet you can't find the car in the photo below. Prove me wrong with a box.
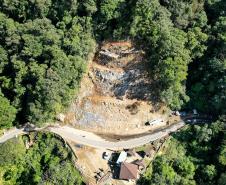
[172,111,180,116]
[145,119,163,126]
[103,151,111,160]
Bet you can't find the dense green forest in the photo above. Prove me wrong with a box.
[0,132,82,185]
[139,117,226,185]
[0,0,225,128]
[0,0,225,184]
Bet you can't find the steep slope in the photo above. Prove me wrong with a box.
[63,42,172,135]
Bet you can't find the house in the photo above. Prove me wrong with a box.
[119,162,138,180]
[116,151,127,164]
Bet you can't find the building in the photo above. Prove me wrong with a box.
[116,151,127,164]
[119,162,138,180]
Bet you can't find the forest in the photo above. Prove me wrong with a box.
[0,133,83,185]
[0,0,225,184]
[0,0,225,128]
[139,116,226,185]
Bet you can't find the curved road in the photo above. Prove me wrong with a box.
[0,121,185,150]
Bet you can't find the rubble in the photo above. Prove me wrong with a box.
[68,41,166,135]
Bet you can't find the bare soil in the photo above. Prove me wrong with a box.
[60,41,179,135]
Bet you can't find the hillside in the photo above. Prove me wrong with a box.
[0,0,225,185]
[61,41,175,135]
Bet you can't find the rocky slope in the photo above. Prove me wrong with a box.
[63,42,169,135]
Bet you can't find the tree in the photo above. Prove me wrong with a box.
[0,133,83,184]
[188,16,226,115]
[187,27,208,59]
[201,165,217,182]
[218,173,226,185]
[0,92,17,128]
[0,5,94,126]
[160,0,207,29]
[130,0,191,109]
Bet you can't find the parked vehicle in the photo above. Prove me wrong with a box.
[103,152,111,160]
[145,119,163,126]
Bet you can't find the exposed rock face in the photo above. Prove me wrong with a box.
[68,42,164,134]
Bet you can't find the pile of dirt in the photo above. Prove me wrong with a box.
[64,41,169,135]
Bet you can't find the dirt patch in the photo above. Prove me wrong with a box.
[62,41,176,135]
[69,142,110,184]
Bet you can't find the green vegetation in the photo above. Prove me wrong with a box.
[0,0,95,127]
[0,91,17,129]
[0,132,82,185]
[139,117,226,185]
[0,0,225,128]
[0,1,225,184]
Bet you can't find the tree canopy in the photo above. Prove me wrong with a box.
[0,1,95,126]
[139,118,226,185]
[0,0,225,126]
[0,133,82,185]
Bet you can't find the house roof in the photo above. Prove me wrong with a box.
[119,162,138,180]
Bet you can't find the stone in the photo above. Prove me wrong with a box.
[56,113,65,122]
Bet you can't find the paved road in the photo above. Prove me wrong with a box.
[0,121,185,150]
[0,128,25,143]
[48,122,185,150]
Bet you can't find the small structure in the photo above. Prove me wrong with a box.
[132,159,145,170]
[116,151,127,164]
[119,162,138,180]
[126,149,136,157]
[144,148,155,158]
